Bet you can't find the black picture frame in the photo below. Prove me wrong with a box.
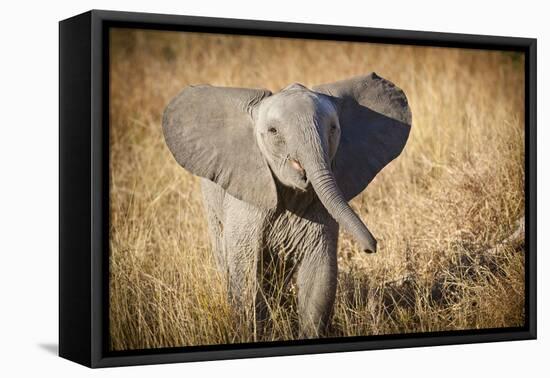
[59,9,537,368]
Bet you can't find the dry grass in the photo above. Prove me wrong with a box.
[109,29,525,351]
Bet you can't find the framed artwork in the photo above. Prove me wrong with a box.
[59,10,536,368]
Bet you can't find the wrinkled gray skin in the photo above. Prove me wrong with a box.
[163,73,412,338]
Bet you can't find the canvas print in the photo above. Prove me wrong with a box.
[109,29,525,351]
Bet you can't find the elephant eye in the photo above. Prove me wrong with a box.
[268,127,278,135]
[330,124,338,133]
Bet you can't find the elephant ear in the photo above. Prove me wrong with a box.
[162,85,278,209]
[314,73,412,201]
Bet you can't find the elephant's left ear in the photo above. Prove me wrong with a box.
[314,73,412,201]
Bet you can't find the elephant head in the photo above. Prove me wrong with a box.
[162,73,411,253]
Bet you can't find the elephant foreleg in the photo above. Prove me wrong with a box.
[201,179,227,275]
[226,247,258,318]
[296,242,337,339]
[223,202,268,341]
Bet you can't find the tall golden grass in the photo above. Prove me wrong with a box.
[109,29,525,351]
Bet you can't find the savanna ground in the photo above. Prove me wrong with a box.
[109,29,525,351]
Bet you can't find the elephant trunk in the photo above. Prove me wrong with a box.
[305,162,377,253]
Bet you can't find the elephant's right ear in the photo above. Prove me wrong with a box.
[162,85,278,209]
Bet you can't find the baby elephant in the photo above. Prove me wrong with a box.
[163,73,411,339]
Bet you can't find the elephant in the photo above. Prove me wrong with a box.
[162,73,412,339]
